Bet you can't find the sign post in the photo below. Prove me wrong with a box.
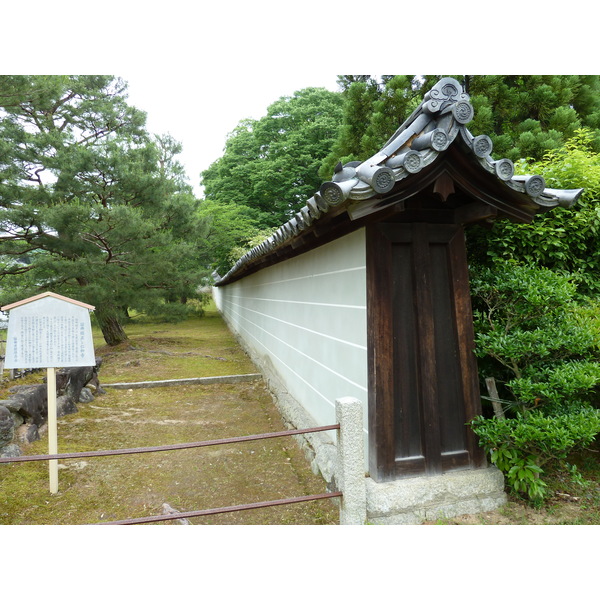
[47,366,58,493]
[1,292,95,494]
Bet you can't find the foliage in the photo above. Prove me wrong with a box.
[226,226,279,268]
[0,76,208,345]
[201,87,344,229]
[468,128,600,294]
[470,262,600,411]
[471,409,600,503]
[200,76,600,274]
[318,78,382,178]
[320,75,423,178]
[322,75,600,176]
[196,198,266,275]
[469,261,600,503]
[466,75,600,160]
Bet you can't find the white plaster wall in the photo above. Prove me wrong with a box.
[214,229,368,443]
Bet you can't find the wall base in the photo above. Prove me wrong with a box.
[365,467,507,524]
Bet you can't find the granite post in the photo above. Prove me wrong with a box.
[335,397,366,525]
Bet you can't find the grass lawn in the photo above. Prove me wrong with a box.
[93,300,259,383]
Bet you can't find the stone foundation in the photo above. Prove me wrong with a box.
[365,467,507,524]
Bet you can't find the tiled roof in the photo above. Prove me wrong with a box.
[216,77,584,284]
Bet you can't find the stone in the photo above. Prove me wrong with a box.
[16,423,40,444]
[335,397,367,525]
[0,360,103,456]
[162,503,191,525]
[365,466,507,524]
[10,411,24,428]
[0,385,47,426]
[79,388,95,403]
[0,406,15,447]
[56,394,78,418]
[0,443,21,458]
[56,364,96,405]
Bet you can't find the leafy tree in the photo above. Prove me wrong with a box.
[196,198,265,275]
[201,87,344,228]
[470,263,600,412]
[320,75,422,178]
[0,75,207,345]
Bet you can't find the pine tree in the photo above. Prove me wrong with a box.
[0,75,207,345]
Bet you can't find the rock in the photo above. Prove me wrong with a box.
[54,360,104,408]
[16,423,40,444]
[161,503,191,525]
[0,443,21,458]
[0,385,47,426]
[58,460,87,471]
[56,365,94,404]
[10,411,24,428]
[0,406,15,447]
[57,394,78,418]
[79,388,95,404]
[0,359,103,455]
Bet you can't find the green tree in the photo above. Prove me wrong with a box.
[196,198,265,276]
[470,263,600,411]
[466,75,600,160]
[201,87,344,228]
[0,75,207,345]
[320,75,422,178]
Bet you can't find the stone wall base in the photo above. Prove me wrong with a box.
[365,467,507,524]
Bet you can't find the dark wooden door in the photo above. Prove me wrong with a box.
[366,222,486,482]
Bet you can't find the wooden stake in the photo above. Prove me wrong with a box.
[47,367,58,494]
[485,377,505,420]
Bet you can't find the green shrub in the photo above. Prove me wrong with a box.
[469,261,600,503]
[470,262,600,414]
[471,408,600,504]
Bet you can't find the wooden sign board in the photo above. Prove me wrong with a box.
[2,292,95,369]
[1,292,96,494]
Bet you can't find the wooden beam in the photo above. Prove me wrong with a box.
[454,201,498,225]
[433,171,455,202]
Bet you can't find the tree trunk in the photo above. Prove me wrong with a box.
[95,305,129,346]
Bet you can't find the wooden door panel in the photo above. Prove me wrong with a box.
[367,221,485,481]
